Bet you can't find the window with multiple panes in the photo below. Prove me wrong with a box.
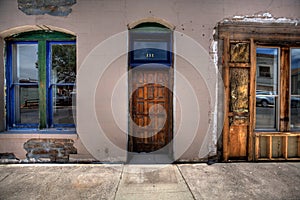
[5,31,76,129]
[218,21,300,161]
[255,47,300,131]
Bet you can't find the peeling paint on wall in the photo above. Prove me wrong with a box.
[209,39,219,158]
[18,0,76,16]
[223,12,299,25]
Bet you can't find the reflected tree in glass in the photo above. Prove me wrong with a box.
[51,44,76,125]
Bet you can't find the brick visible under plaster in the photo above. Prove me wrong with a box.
[24,138,77,162]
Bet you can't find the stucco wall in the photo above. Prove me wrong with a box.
[0,0,299,162]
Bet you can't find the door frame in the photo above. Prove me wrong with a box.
[217,20,300,161]
[127,22,174,156]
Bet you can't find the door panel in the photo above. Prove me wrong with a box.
[223,40,252,161]
[129,68,173,153]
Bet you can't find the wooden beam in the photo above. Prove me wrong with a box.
[218,32,300,42]
[248,38,256,161]
[282,136,288,159]
[257,158,300,161]
[298,136,300,157]
[267,136,272,160]
[255,132,300,137]
[254,135,259,161]
[228,63,250,68]
[279,47,290,132]
[222,36,230,161]
[217,23,300,42]
[38,40,47,129]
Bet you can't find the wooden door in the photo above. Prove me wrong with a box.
[129,68,173,153]
[222,39,255,161]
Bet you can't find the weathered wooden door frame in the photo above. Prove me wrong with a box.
[217,21,300,161]
[221,36,255,161]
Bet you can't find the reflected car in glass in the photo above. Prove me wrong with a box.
[291,96,300,108]
[256,91,275,107]
[55,93,72,106]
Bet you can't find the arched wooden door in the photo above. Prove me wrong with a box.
[128,23,173,153]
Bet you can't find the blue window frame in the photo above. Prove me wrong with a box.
[5,31,76,129]
[6,41,39,128]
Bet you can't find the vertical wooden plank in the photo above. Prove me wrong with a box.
[144,84,148,144]
[279,48,290,132]
[298,136,300,157]
[229,126,239,156]
[223,36,230,161]
[238,125,248,156]
[282,136,288,159]
[248,38,256,161]
[38,40,47,129]
[255,135,260,161]
[267,136,272,159]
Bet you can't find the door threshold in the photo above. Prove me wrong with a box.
[127,152,174,164]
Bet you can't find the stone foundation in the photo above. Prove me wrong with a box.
[24,138,77,162]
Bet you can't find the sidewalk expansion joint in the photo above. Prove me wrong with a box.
[0,173,10,183]
[113,164,124,200]
[176,165,196,200]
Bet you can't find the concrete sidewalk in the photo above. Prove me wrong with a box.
[0,163,299,200]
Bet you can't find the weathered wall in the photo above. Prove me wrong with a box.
[0,40,4,132]
[17,0,76,16]
[0,0,299,162]
[0,133,94,161]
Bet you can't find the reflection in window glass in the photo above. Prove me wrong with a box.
[52,86,75,124]
[51,44,76,84]
[291,48,300,130]
[255,48,279,130]
[133,41,168,61]
[17,86,39,124]
[51,44,76,126]
[13,44,38,82]
[259,66,271,77]
[12,43,39,125]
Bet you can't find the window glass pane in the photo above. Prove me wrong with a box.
[51,43,76,126]
[129,27,172,65]
[12,43,39,125]
[133,41,168,61]
[51,44,76,84]
[52,85,75,124]
[13,44,38,83]
[15,85,39,124]
[256,48,279,130]
[291,48,300,130]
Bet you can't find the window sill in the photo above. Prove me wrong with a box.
[2,128,77,135]
[254,131,300,136]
